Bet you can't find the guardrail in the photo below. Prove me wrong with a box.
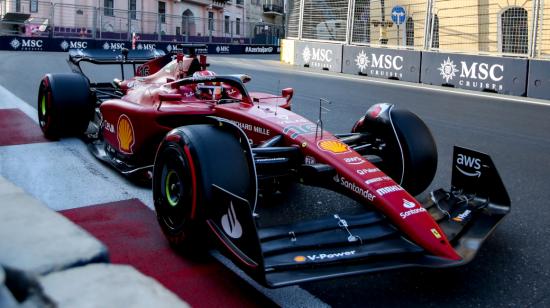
[0,35,280,54]
[282,38,549,100]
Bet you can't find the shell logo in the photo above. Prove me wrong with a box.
[117,114,135,154]
[294,256,306,262]
[317,140,350,154]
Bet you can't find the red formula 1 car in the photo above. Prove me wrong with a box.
[38,46,510,287]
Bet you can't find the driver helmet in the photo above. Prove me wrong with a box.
[193,70,222,100]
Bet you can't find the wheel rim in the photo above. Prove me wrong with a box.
[165,170,181,207]
[38,85,52,131]
[40,95,47,117]
[156,146,192,231]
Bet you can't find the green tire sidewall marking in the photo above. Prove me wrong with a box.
[41,94,46,116]
[165,170,179,207]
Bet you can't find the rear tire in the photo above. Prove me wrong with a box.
[38,73,93,139]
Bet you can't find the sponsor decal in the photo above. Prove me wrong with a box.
[438,56,505,91]
[10,38,43,51]
[10,38,20,49]
[318,140,351,154]
[103,42,126,50]
[137,43,156,50]
[452,209,472,222]
[455,153,482,177]
[216,45,230,54]
[221,201,242,239]
[355,50,404,79]
[245,46,274,53]
[356,168,380,175]
[376,185,404,196]
[60,40,88,51]
[344,157,366,165]
[431,228,442,239]
[302,45,334,69]
[402,199,416,209]
[136,65,150,76]
[294,250,356,262]
[400,207,427,219]
[283,123,317,139]
[304,156,316,165]
[365,176,391,185]
[230,121,270,136]
[116,114,135,154]
[103,121,115,134]
[367,103,391,118]
[335,175,376,201]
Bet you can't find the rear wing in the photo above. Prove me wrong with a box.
[67,48,166,80]
[68,48,165,65]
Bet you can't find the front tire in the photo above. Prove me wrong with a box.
[352,103,438,196]
[153,121,257,255]
[153,139,204,253]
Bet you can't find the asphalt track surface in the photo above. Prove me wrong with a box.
[1,51,550,307]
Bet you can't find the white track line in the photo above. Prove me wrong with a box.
[0,84,38,120]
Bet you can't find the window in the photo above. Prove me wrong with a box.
[129,0,136,20]
[104,0,114,16]
[15,0,21,12]
[158,1,166,24]
[208,12,214,31]
[176,27,180,36]
[405,17,414,46]
[225,16,230,34]
[30,0,38,13]
[500,7,528,54]
[431,14,439,48]
[236,18,241,35]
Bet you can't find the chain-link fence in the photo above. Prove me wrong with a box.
[535,0,550,58]
[301,0,349,42]
[288,0,550,58]
[429,0,532,56]
[0,0,283,44]
[351,0,428,49]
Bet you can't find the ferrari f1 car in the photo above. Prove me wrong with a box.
[38,46,510,287]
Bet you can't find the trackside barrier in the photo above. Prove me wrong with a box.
[342,45,421,83]
[420,52,528,96]
[280,39,295,65]
[287,38,545,99]
[0,36,280,54]
[527,60,550,100]
[294,40,343,73]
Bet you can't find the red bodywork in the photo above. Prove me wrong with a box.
[99,58,461,262]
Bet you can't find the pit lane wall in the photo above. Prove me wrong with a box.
[282,39,550,100]
[0,36,280,55]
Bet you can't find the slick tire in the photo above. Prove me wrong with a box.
[352,104,437,196]
[153,121,257,256]
[38,73,93,139]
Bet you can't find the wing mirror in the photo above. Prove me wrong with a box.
[281,88,293,110]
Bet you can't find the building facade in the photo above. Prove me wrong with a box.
[0,0,286,44]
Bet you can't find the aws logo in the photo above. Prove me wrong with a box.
[456,154,482,177]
